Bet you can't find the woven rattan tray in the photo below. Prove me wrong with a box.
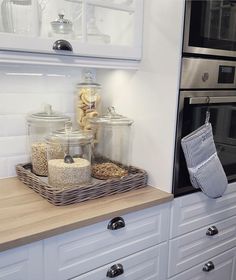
[16,163,148,206]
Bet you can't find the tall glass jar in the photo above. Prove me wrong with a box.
[27,105,70,176]
[89,107,133,180]
[46,125,93,189]
[75,71,101,131]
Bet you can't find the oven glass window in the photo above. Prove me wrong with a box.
[174,99,236,197]
[189,0,236,51]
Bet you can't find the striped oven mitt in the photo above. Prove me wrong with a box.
[181,123,228,198]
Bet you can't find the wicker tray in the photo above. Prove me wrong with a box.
[16,163,148,206]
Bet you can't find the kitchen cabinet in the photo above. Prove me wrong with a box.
[71,244,168,280]
[0,0,143,61]
[168,182,236,280]
[0,241,43,280]
[44,203,170,280]
[169,247,236,280]
[0,202,171,280]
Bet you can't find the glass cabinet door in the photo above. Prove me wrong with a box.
[0,0,143,60]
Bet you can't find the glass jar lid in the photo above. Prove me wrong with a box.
[46,123,93,145]
[51,13,73,34]
[77,71,101,88]
[89,107,133,126]
[27,104,71,124]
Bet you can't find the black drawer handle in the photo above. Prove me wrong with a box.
[107,217,125,230]
[206,226,219,236]
[52,40,73,51]
[106,264,124,278]
[202,261,215,272]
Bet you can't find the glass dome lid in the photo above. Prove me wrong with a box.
[46,122,93,144]
[89,107,133,126]
[51,13,73,34]
[77,71,101,88]
[27,104,70,123]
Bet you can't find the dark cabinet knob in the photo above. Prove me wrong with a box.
[107,217,125,230]
[106,264,124,278]
[202,261,215,272]
[206,226,219,236]
[52,40,73,51]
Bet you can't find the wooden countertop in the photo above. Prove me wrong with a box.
[0,177,173,252]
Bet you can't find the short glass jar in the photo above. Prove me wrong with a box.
[27,105,70,176]
[75,71,101,131]
[50,13,73,39]
[89,107,133,180]
[46,125,93,189]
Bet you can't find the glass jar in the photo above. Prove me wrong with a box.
[50,12,73,39]
[27,105,70,176]
[89,107,133,180]
[75,71,101,131]
[1,0,42,35]
[46,124,93,189]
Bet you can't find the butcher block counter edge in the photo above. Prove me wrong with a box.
[0,177,173,252]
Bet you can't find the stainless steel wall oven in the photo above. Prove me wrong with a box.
[184,0,236,58]
[173,58,236,197]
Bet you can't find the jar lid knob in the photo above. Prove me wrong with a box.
[65,121,73,134]
[44,104,52,115]
[107,106,117,117]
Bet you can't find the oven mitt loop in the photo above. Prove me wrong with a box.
[181,123,228,198]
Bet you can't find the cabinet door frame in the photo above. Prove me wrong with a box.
[0,0,143,61]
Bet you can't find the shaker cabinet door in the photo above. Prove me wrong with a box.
[0,0,143,60]
[0,241,43,280]
[71,243,168,280]
[169,247,236,280]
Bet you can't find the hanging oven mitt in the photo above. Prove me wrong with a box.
[181,123,228,198]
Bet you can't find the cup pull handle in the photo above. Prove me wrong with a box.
[106,264,124,278]
[206,226,219,236]
[202,261,215,272]
[52,40,73,51]
[107,217,125,230]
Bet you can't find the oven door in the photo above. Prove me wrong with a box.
[173,91,236,197]
[184,0,236,57]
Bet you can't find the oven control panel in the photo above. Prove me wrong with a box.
[181,57,236,89]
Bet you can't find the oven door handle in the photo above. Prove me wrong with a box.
[189,96,236,104]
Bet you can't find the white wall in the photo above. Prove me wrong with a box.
[97,0,185,192]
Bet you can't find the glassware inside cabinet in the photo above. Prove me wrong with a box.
[63,0,136,45]
[1,0,43,35]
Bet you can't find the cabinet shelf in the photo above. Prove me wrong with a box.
[65,0,135,13]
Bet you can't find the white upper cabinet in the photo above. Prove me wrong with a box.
[0,0,143,60]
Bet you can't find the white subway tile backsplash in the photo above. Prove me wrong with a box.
[0,115,27,136]
[0,158,9,178]
[0,63,80,178]
[0,136,28,157]
[0,93,74,115]
[7,155,30,177]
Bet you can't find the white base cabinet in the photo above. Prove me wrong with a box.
[168,182,236,280]
[44,203,170,280]
[0,241,43,280]
[0,203,171,280]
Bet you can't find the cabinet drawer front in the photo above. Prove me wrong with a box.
[170,182,236,238]
[169,214,236,277]
[169,247,236,280]
[0,241,43,280]
[44,203,170,280]
[72,243,168,280]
